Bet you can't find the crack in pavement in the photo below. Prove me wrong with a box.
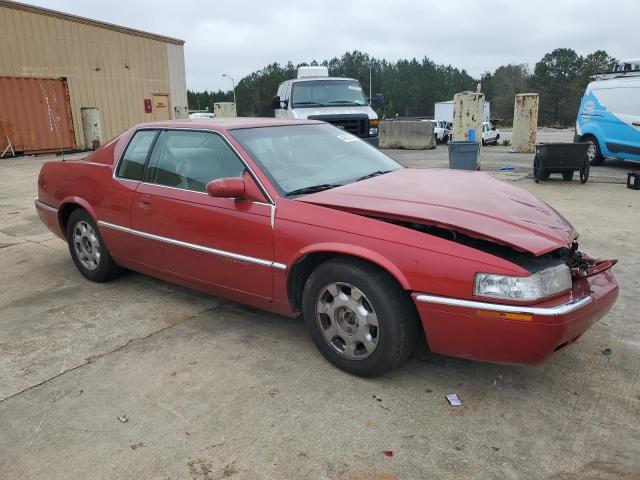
[0,303,225,404]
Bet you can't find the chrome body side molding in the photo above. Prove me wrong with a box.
[415,293,592,316]
[97,220,287,270]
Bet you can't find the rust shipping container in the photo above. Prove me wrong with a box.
[0,76,76,154]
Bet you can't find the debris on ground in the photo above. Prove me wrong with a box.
[446,394,462,406]
[207,437,225,449]
[493,374,503,386]
[499,166,515,171]
[267,388,279,398]
[383,450,393,457]
[187,459,213,479]
[602,347,612,356]
[372,395,383,402]
[129,442,145,450]
[222,461,238,477]
[117,414,128,423]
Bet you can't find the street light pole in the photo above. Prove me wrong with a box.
[222,74,237,114]
[369,64,372,99]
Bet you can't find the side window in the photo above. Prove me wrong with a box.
[117,130,158,180]
[145,130,245,193]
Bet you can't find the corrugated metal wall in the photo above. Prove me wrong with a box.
[0,2,187,150]
[0,77,76,153]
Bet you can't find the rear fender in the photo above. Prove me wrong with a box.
[59,196,98,229]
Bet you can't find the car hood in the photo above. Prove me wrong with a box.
[297,169,576,256]
[291,105,376,118]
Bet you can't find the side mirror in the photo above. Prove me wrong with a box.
[207,177,245,199]
[272,95,287,110]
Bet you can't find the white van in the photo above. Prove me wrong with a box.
[575,61,640,164]
[273,67,383,147]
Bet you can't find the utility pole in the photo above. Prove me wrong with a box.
[222,74,237,113]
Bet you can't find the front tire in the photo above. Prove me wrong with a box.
[67,209,123,282]
[302,257,419,377]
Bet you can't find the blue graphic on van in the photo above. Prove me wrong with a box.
[577,90,640,161]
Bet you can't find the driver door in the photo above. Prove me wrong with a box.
[131,129,275,300]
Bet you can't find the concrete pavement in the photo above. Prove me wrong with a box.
[1,152,639,479]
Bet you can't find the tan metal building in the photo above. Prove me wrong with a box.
[0,0,188,153]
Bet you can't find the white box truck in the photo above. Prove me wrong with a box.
[435,100,490,124]
[273,66,383,146]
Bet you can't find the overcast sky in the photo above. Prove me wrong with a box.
[28,0,640,91]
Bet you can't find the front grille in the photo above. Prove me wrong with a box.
[308,114,368,137]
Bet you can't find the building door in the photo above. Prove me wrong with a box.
[152,94,171,121]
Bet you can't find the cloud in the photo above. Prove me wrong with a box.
[27,0,640,91]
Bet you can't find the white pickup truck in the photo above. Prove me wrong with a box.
[427,119,452,143]
[481,121,500,146]
[273,66,383,147]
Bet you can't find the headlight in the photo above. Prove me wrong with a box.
[369,127,378,136]
[473,264,571,301]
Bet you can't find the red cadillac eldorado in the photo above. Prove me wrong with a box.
[35,118,618,376]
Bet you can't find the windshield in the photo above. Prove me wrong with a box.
[230,124,402,196]
[291,80,368,107]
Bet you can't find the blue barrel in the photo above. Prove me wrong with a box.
[448,141,480,170]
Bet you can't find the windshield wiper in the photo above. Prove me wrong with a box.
[293,101,322,107]
[326,100,364,105]
[355,170,393,182]
[285,184,341,197]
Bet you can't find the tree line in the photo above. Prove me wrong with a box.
[187,48,616,126]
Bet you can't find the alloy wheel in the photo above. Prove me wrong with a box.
[315,282,379,360]
[73,220,101,271]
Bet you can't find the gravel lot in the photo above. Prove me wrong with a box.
[1,142,639,479]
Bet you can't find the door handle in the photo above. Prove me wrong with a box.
[633,122,640,127]
[137,195,151,209]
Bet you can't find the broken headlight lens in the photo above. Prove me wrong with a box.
[473,264,571,301]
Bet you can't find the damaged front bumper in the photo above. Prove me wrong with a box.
[413,269,618,365]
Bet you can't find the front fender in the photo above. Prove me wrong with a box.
[289,242,411,290]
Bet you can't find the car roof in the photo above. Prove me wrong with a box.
[133,117,324,131]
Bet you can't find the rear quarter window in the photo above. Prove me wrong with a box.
[117,130,158,180]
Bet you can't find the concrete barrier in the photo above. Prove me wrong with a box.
[379,120,435,150]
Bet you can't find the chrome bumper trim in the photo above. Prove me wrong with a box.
[97,220,287,270]
[415,293,592,316]
[34,198,58,213]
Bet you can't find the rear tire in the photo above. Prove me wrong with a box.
[585,136,604,165]
[302,257,419,377]
[67,209,123,282]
